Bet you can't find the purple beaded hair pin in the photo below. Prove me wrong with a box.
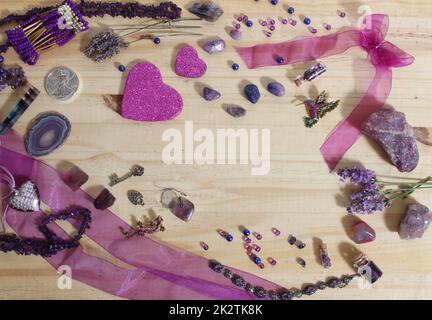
[5,0,89,65]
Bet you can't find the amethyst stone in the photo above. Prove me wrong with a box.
[244,84,261,104]
[229,29,242,40]
[362,109,419,172]
[25,112,71,157]
[94,188,116,210]
[188,1,224,22]
[267,81,285,97]
[226,105,246,118]
[169,196,195,222]
[399,203,432,239]
[303,285,317,296]
[203,39,226,54]
[61,166,89,191]
[203,87,221,101]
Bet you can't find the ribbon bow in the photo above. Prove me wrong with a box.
[235,14,414,171]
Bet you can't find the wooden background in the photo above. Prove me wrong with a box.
[0,0,431,300]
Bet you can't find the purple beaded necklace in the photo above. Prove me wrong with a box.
[0,0,182,65]
[0,207,92,257]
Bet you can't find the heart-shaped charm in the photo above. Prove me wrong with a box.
[122,62,184,122]
[9,181,40,212]
[175,45,207,78]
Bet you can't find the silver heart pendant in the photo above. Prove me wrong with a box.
[9,181,40,212]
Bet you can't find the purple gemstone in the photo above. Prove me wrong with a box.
[188,2,224,22]
[61,166,89,191]
[352,221,376,244]
[25,112,71,157]
[288,235,296,245]
[362,109,419,172]
[226,105,246,118]
[229,29,242,40]
[267,82,285,97]
[399,203,432,239]
[94,188,116,210]
[360,261,383,284]
[203,39,226,54]
[203,87,221,101]
[169,196,195,222]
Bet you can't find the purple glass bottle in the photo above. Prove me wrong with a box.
[353,253,383,284]
[294,62,327,86]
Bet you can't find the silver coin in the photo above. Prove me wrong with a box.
[45,67,79,101]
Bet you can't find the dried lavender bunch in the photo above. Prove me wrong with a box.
[304,91,340,128]
[78,0,181,20]
[84,29,129,62]
[338,165,432,214]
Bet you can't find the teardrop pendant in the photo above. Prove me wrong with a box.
[161,189,195,222]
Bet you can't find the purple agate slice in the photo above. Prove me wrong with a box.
[399,203,432,240]
[25,112,71,157]
[362,109,419,172]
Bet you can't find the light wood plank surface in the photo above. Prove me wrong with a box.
[0,0,432,300]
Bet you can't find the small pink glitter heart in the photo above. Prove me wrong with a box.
[122,62,183,121]
[175,45,207,78]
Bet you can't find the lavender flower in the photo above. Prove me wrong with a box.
[84,29,129,62]
[347,183,390,214]
[337,165,376,186]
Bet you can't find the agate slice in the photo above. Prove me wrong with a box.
[25,112,71,157]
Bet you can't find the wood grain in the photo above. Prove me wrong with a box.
[0,0,432,300]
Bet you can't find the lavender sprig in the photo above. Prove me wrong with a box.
[338,165,432,214]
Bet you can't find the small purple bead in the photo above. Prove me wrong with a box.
[245,244,252,251]
[253,244,261,252]
[264,31,272,37]
[243,236,252,243]
[290,18,297,26]
[269,19,276,25]
[297,257,306,268]
[254,232,262,240]
[258,262,265,269]
[237,16,243,22]
[235,23,241,30]
[260,19,268,26]
[272,227,281,236]
[243,15,249,22]
[281,18,288,25]
[338,10,346,18]
[324,23,332,31]
[309,27,318,34]
[288,235,297,245]
[268,257,277,266]
[269,25,276,31]
[200,242,209,251]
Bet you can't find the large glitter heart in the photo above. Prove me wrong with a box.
[9,181,40,212]
[121,62,183,121]
[175,45,207,78]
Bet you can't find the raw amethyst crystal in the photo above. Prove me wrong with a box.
[94,188,116,210]
[188,1,223,22]
[362,109,419,172]
[25,112,71,157]
[203,39,225,54]
[399,203,432,239]
[203,87,221,101]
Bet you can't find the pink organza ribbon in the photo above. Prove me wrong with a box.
[0,131,281,299]
[235,14,414,170]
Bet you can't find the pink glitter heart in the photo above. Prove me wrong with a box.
[175,45,207,78]
[122,62,183,121]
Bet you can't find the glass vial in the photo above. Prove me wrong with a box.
[353,253,383,284]
[294,62,327,86]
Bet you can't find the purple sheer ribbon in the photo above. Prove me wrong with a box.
[0,130,281,299]
[235,14,414,171]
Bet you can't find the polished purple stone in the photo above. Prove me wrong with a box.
[203,39,226,54]
[169,196,195,222]
[399,203,432,239]
[229,29,242,40]
[362,109,419,172]
[25,112,71,157]
[94,188,116,210]
[203,87,221,101]
[62,166,89,191]
[267,81,285,97]
[226,106,246,118]
[352,221,376,244]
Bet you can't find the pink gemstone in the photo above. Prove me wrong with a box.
[61,166,89,191]
[352,221,376,244]
[94,188,116,210]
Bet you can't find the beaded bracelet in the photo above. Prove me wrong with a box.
[209,260,360,300]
